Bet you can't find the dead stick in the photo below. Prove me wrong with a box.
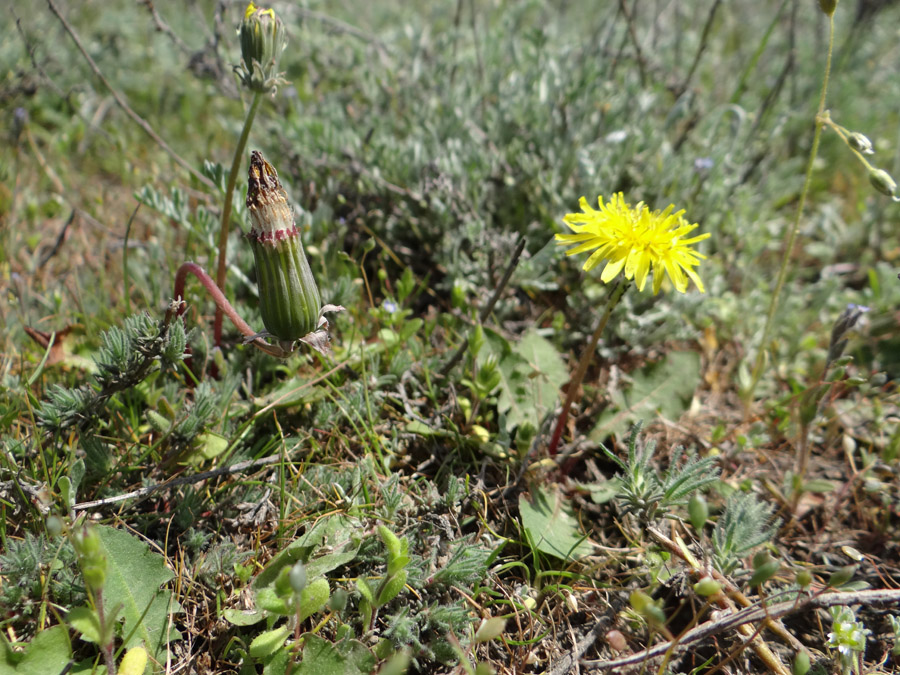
[439,237,526,377]
[589,588,900,673]
[73,456,281,511]
[46,0,215,191]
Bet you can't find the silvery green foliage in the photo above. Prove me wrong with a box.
[712,492,780,575]
[38,313,189,434]
[604,422,720,523]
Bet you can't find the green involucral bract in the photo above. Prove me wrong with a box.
[238,3,287,93]
[246,151,321,342]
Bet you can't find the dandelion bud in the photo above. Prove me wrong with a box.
[237,3,287,93]
[247,151,322,345]
[869,168,897,197]
[817,0,838,16]
[848,132,874,155]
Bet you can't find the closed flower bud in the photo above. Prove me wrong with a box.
[688,493,708,532]
[237,3,287,93]
[247,151,322,345]
[693,577,721,597]
[818,0,838,16]
[827,564,857,588]
[848,132,874,155]
[792,651,811,675]
[869,168,897,197]
[289,561,307,594]
[748,555,779,588]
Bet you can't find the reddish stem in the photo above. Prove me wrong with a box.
[548,280,628,456]
[172,261,289,359]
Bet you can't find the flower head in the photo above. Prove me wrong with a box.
[236,2,287,93]
[556,193,710,294]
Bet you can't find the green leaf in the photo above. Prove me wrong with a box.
[494,329,567,431]
[803,478,834,493]
[404,419,436,436]
[254,516,358,591]
[295,633,375,675]
[587,479,620,504]
[95,525,182,660]
[262,647,290,675]
[301,540,357,577]
[591,351,701,441]
[377,525,402,560]
[222,608,267,626]
[519,487,591,560]
[67,606,103,644]
[188,432,230,465]
[249,626,291,660]
[256,587,291,615]
[0,625,72,675]
[297,578,330,622]
[376,569,407,606]
[356,578,375,605]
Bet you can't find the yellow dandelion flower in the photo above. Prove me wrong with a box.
[556,193,710,294]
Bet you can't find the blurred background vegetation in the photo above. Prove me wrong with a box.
[3,0,900,672]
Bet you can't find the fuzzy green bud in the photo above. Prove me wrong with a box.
[792,651,811,675]
[289,561,307,595]
[795,569,812,589]
[827,564,857,588]
[869,168,897,197]
[247,151,322,347]
[329,588,349,612]
[748,554,779,588]
[693,577,721,597]
[629,590,665,626]
[46,515,64,537]
[817,0,837,16]
[237,3,287,93]
[72,526,107,593]
[118,647,149,675]
[275,566,293,598]
[688,493,708,532]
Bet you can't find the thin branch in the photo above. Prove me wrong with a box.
[617,0,649,88]
[438,236,527,377]
[586,588,900,673]
[674,0,723,98]
[46,0,215,191]
[73,456,281,511]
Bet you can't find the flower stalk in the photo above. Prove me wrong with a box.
[551,193,708,456]
[745,9,835,403]
[214,3,288,350]
[213,92,262,349]
[547,279,627,456]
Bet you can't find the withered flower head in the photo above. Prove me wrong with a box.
[247,151,321,344]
